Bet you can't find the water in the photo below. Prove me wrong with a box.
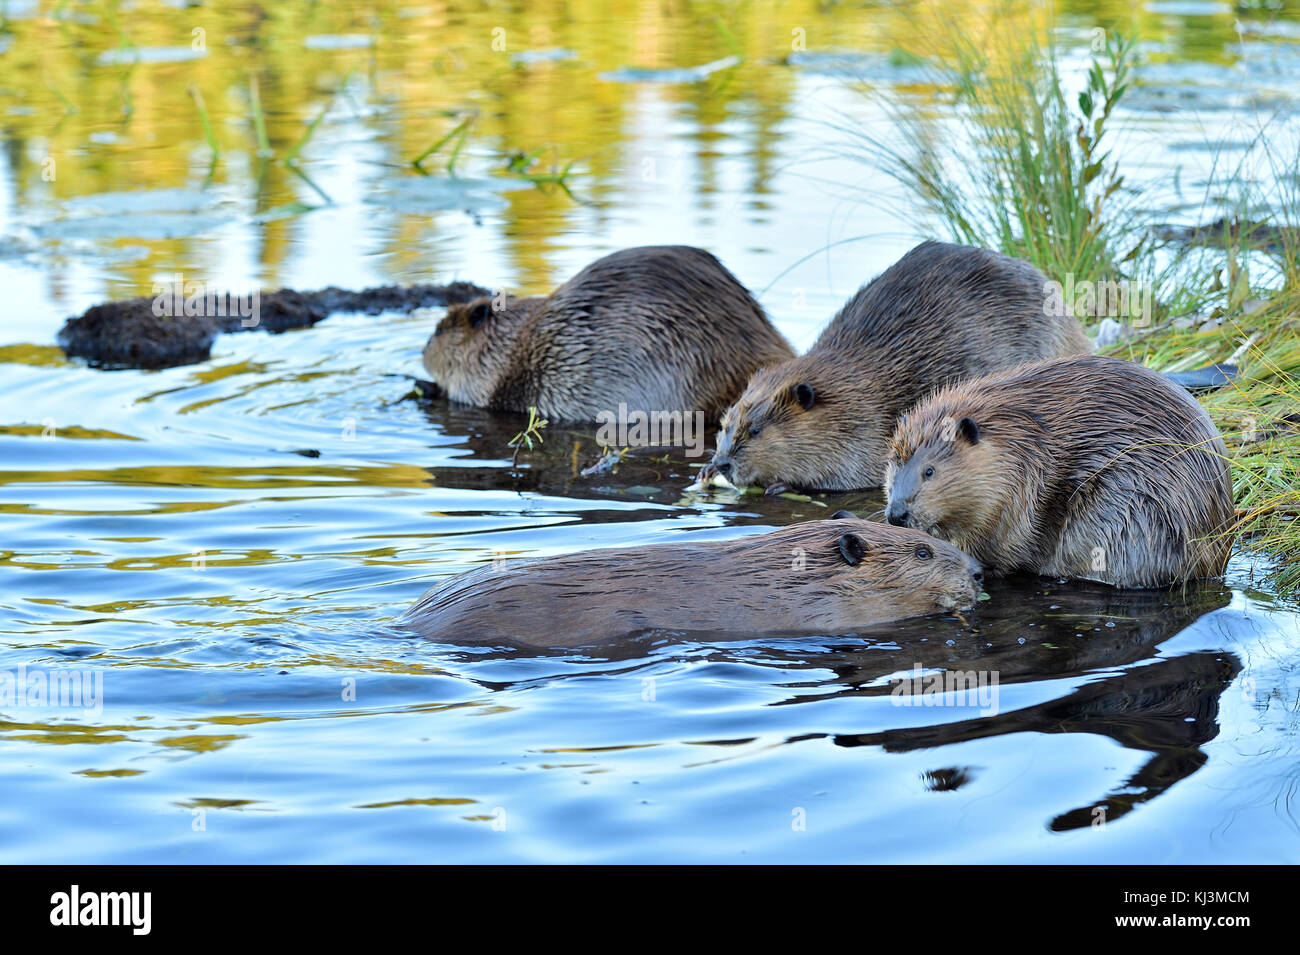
[1,0,1298,863]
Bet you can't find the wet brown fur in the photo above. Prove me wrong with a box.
[884,355,1235,588]
[421,246,795,422]
[709,241,1090,490]
[399,518,982,647]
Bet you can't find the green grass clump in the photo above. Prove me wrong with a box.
[888,25,1140,290]
[1114,280,1300,597]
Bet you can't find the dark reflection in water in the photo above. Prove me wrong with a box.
[411,394,886,521]
[769,580,1233,696]
[794,582,1236,832]
[427,577,1237,833]
[837,648,1240,830]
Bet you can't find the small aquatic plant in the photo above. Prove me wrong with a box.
[508,406,549,470]
[188,83,220,170]
[503,146,579,192]
[415,114,579,194]
[412,113,475,174]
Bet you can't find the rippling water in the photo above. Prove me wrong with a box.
[2,0,1299,862]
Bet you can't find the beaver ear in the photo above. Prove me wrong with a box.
[467,301,492,328]
[838,532,868,566]
[957,417,979,444]
[831,509,856,520]
[792,382,816,410]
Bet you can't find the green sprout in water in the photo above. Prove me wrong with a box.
[508,406,549,469]
[233,73,344,203]
[188,83,220,175]
[503,145,580,193]
[248,75,273,158]
[412,113,475,174]
[414,113,580,194]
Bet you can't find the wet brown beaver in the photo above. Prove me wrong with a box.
[704,241,1090,492]
[399,514,983,647]
[883,355,1235,588]
[421,245,795,422]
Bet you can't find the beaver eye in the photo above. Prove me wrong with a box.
[749,426,762,440]
[916,546,932,560]
[924,466,934,479]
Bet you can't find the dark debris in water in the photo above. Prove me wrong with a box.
[57,280,490,370]
[922,767,975,792]
[1155,215,1300,252]
[408,378,445,401]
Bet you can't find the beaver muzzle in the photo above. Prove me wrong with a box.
[944,562,984,612]
[687,460,739,491]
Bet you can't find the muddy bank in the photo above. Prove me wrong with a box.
[58,280,490,369]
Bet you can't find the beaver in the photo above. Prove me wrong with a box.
[703,241,1090,492]
[420,245,795,422]
[398,514,983,647]
[882,354,1235,588]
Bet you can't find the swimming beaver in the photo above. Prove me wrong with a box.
[703,241,1090,492]
[883,355,1235,588]
[420,245,796,422]
[399,515,983,647]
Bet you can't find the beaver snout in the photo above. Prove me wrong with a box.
[955,561,984,611]
[691,458,742,491]
[885,504,910,527]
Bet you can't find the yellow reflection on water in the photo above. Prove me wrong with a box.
[0,0,1272,298]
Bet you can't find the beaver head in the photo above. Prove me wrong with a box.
[706,353,888,491]
[883,407,1013,556]
[823,514,984,615]
[421,295,542,405]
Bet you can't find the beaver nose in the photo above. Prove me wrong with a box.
[714,459,733,478]
[885,505,909,527]
[972,568,984,586]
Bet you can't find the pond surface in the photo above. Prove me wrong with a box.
[1,0,1298,862]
